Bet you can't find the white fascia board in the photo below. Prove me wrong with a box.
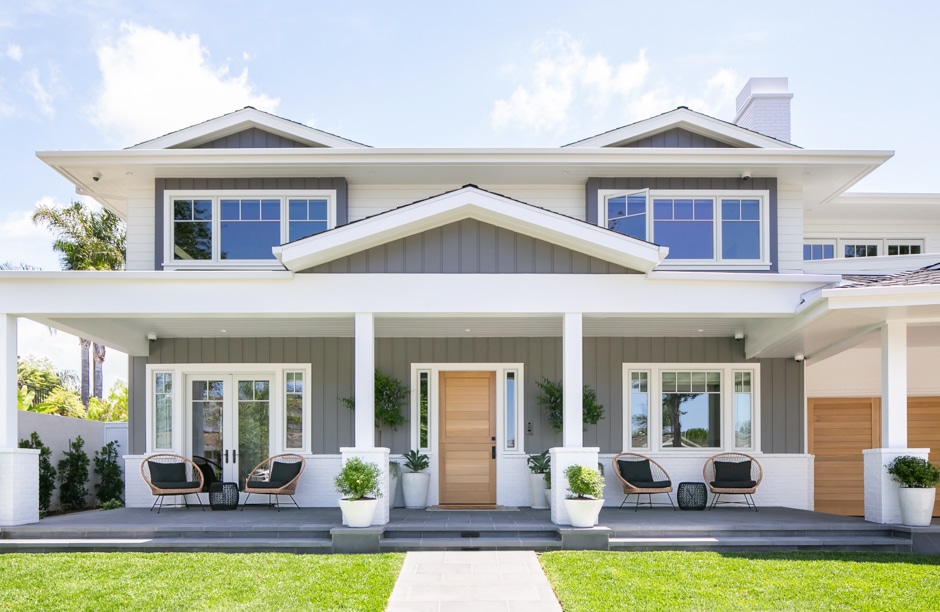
[822,284,940,309]
[647,270,840,284]
[274,187,668,272]
[0,272,810,317]
[127,108,369,150]
[833,192,940,206]
[565,109,798,149]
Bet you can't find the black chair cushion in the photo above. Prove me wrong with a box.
[149,461,186,484]
[629,480,672,489]
[270,461,302,483]
[152,480,201,490]
[618,459,653,484]
[711,480,758,489]
[714,460,751,482]
[248,480,288,490]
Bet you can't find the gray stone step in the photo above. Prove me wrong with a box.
[609,535,912,553]
[0,537,333,554]
[380,536,562,552]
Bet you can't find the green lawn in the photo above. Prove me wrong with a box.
[540,551,940,612]
[0,552,404,612]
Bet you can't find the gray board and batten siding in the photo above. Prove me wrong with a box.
[192,127,315,149]
[586,177,779,272]
[303,218,640,274]
[617,127,736,149]
[153,177,348,270]
[131,336,802,456]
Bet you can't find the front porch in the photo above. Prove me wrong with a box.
[2,506,936,554]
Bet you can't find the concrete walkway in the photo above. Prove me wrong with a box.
[385,550,562,612]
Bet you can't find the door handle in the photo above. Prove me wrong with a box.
[233,449,237,463]
[224,450,229,464]
[491,446,496,459]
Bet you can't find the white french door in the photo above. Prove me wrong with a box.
[187,374,273,489]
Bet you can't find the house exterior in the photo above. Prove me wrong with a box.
[2,77,939,527]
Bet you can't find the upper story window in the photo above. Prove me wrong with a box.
[804,238,924,261]
[600,189,770,269]
[165,190,335,269]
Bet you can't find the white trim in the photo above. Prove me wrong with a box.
[599,189,771,269]
[275,185,668,273]
[129,107,369,150]
[408,363,525,507]
[565,107,799,149]
[163,189,336,270]
[144,363,312,455]
[621,363,761,453]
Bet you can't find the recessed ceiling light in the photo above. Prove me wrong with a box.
[220,329,227,333]
[697,329,705,333]
[465,328,471,332]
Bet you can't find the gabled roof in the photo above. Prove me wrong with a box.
[274,185,669,273]
[840,263,940,288]
[564,107,800,150]
[128,107,370,150]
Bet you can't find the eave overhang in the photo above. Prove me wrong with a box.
[37,147,894,219]
[273,185,669,272]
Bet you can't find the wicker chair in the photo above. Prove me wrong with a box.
[703,452,763,511]
[140,454,205,513]
[241,453,306,511]
[612,452,676,511]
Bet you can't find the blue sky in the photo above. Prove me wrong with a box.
[1,1,939,387]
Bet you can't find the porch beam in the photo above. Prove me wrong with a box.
[0,315,16,448]
[880,321,907,448]
[354,313,375,448]
[562,313,583,448]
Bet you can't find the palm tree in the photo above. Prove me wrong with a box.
[32,201,125,408]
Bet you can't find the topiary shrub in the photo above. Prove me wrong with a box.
[535,378,605,433]
[94,441,124,506]
[564,465,605,499]
[334,457,382,501]
[887,455,940,488]
[18,432,56,517]
[58,436,89,511]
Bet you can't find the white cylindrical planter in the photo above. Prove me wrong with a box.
[544,488,552,508]
[402,472,431,509]
[389,471,400,508]
[529,473,549,509]
[338,498,379,528]
[898,488,937,527]
[563,498,604,527]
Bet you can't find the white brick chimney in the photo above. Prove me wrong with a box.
[733,77,793,143]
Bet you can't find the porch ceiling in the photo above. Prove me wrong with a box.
[32,313,772,357]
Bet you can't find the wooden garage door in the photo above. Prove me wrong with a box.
[808,398,880,516]
[908,397,940,516]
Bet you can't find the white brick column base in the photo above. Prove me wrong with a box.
[863,448,930,524]
[0,448,40,525]
[340,447,390,526]
[549,447,599,525]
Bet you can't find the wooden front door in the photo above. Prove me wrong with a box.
[808,397,880,516]
[438,371,497,507]
[908,397,940,516]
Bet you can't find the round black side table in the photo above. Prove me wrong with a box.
[677,482,707,511]
[208,482,240,511]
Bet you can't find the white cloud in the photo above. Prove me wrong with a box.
[91,22,280,145]
[0,205,50,239]
[22,68,53,117]
[491,31,741,136]
[5,44,22,61]
[491,31,649,132]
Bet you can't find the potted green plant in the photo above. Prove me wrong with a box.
[402,449,431,509]
[334,457,382,527]
[527,450,550,509]
[535,378,605,433]
[562,464,605,527]
[886,455,940,527]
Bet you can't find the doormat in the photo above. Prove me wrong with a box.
[426,505,519,511]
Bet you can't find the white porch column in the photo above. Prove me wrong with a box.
[354,312,375,449]
[0,314,40,526]
[562,313,583,448]
[880,321,908,447]
[1,315,16,448]
[864,320,919,524]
